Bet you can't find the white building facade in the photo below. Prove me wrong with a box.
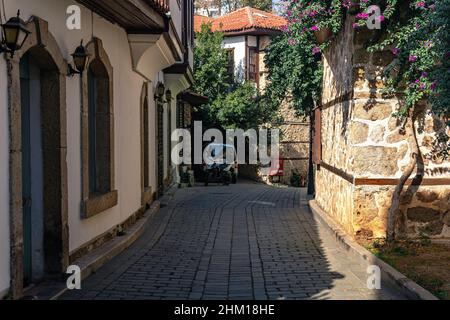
[0,0,195,299]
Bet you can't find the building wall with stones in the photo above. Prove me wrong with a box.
[274,102,310,185]
[315,15,450,241]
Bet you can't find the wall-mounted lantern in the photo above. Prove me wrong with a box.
[0,10,31,57]
[68,40,89,76]
[165,89,172,103]
[155,82,165,100]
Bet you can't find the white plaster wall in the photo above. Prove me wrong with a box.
[223,36,246,83]
[247,35,257,47]
[169,0,182,40]
[0,49,10,299]
[3,0,159,253]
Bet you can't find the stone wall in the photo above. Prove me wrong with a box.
[278,102,310,185]
[315,15,450,241]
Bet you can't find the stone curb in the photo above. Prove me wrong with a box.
[49,201,161,300]
[309,200,439,301]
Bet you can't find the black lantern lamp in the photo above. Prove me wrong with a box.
[165,89,172,103]
[0,10,31,57]
[68,40,89,76]
[155,82,165,100]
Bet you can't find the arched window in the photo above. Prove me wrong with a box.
[81,38,117,219]
[88,59,111,195]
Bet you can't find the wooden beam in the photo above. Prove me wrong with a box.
[319,161,450,186]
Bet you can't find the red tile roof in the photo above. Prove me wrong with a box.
[194,7,287,35]
[194,15,214,33]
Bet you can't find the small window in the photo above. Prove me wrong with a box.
[226,49,235,83]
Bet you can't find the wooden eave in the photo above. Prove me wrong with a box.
[75,0,167,32]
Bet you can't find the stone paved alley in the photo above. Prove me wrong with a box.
[61,182,406,300]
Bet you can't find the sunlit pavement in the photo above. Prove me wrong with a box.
[61,181,406,300]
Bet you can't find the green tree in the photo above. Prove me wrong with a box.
[194,23,276,130]
[212,83,267,130]
[262,32,323,116]
[193,23,229,104]
[222,0,273,12]
[242,0,273,11]
[193,23,230,127]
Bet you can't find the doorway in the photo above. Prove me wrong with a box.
[19,48,65,287]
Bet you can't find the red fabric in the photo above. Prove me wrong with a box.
[269,159,284,176]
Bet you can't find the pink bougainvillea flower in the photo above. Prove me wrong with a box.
[352,23,359,29]
[392,48,399,56]
[416,1,425,8]
[312,46,321,55]
[310,25,319,31]
[409,55,418,62]
[356,12,369,20]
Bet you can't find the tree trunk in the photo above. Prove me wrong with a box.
[386,108,421,242]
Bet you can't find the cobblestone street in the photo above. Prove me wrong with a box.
[61,182,405,300]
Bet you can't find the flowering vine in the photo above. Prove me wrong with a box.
[280,0,449,120]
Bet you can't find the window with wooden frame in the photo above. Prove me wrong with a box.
[248,47,258,82]
[81,38,118,219]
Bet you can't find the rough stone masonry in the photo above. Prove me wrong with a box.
[314,14,450,241]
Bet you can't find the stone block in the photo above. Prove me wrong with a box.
[348,121,369,144]
[416,190,439,203]
[352,146,399,176]
[353,193,378,226]
[352,67,366,89]
[369,125,385,143]
[407,207,440,223]
[398,143,409,160]
[386,129,407,144]
[354,101,393,121]
[418,221,444,236]
[388,116,401,131]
